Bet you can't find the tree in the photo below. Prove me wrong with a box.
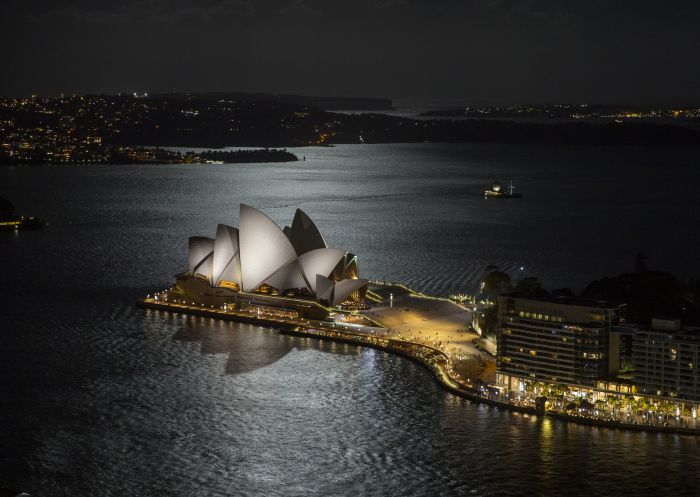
[634,252,648,274]
[481,268,511,300]
[513,277,547,297]
[480,306,499,341]
[607,395,623,418]
[657,401,676,421]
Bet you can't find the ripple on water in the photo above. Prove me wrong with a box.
[3,144,700,496]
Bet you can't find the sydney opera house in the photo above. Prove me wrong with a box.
[170,204,368,318]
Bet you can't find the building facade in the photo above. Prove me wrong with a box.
[496,294,623,390]
[632,318,700,400]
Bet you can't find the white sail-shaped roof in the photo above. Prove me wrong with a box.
[331,279,368,307]
[239,204,298,291]
[213,224,241,286]
[316,275,335,302]
[289,208,327,255]
[183,205,366,306]
[298,248,345,293]
[263,260,308,292]
[188,236,215,283]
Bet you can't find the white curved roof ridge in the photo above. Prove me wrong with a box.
[263,260,308,292]
[344,254,359,279]
[213,224,241,286]
[188,236,215,283]
[332,278,369,307]
[298,248,346,293]
[289,208,327,255]
[239,204,298,291]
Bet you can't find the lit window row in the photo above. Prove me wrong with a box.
[518,310,563,322]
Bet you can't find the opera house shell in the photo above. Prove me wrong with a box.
[184,204,367,307]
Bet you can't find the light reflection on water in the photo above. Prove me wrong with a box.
[1,143,700,496]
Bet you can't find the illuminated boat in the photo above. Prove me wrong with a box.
[0,216,45,231]
[484,180,522,199]
[0,197,44,231]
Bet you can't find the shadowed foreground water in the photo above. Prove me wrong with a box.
[2,143,700,496]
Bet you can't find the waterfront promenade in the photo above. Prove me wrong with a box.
[137,283,700,436]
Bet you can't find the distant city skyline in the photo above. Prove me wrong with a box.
[2,1,700,104]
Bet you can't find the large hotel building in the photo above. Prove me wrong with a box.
[631,318,700,400]
[496,294,700,406]
[496,294,624,391]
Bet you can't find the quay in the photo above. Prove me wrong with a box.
[136,294,700,436]
[136,295,534,414]
[138,204,700,437]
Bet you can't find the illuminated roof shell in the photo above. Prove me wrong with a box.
[289,208,327,255]
[239,203,298,291]
[185,204,368,305]
[188,236,214,283]
[213,224,241,287]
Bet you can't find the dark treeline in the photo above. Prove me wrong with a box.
[187,149,298,163]
[479,254,700,328]
[150,92,393,111]
[581,254,700,326]
[338,114,700,147]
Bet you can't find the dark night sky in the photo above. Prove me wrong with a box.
[1,0,699,104]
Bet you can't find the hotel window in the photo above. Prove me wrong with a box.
[529,350,537,356]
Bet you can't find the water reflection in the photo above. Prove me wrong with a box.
[168,312,360,375]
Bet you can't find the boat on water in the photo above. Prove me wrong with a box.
[484,180,522,199]
[0,216,45,231]
[0,197,45,231]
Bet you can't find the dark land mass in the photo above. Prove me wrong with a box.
[481,256,700,328]
[420,103,700,121]
[2,94,700,165]
[106,147,298,165]
[581,274,700,327]
[475,258,700,343]
[0,196,44,230]
[150,92,393,111]
[0,146,297,165]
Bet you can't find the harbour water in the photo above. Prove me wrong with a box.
[2,143,700,496]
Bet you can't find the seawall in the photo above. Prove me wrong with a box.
[137,298,700,436]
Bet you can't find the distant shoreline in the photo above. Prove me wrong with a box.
[0,147,299,166]
[3,93,700,166]
[137,297,700,437]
